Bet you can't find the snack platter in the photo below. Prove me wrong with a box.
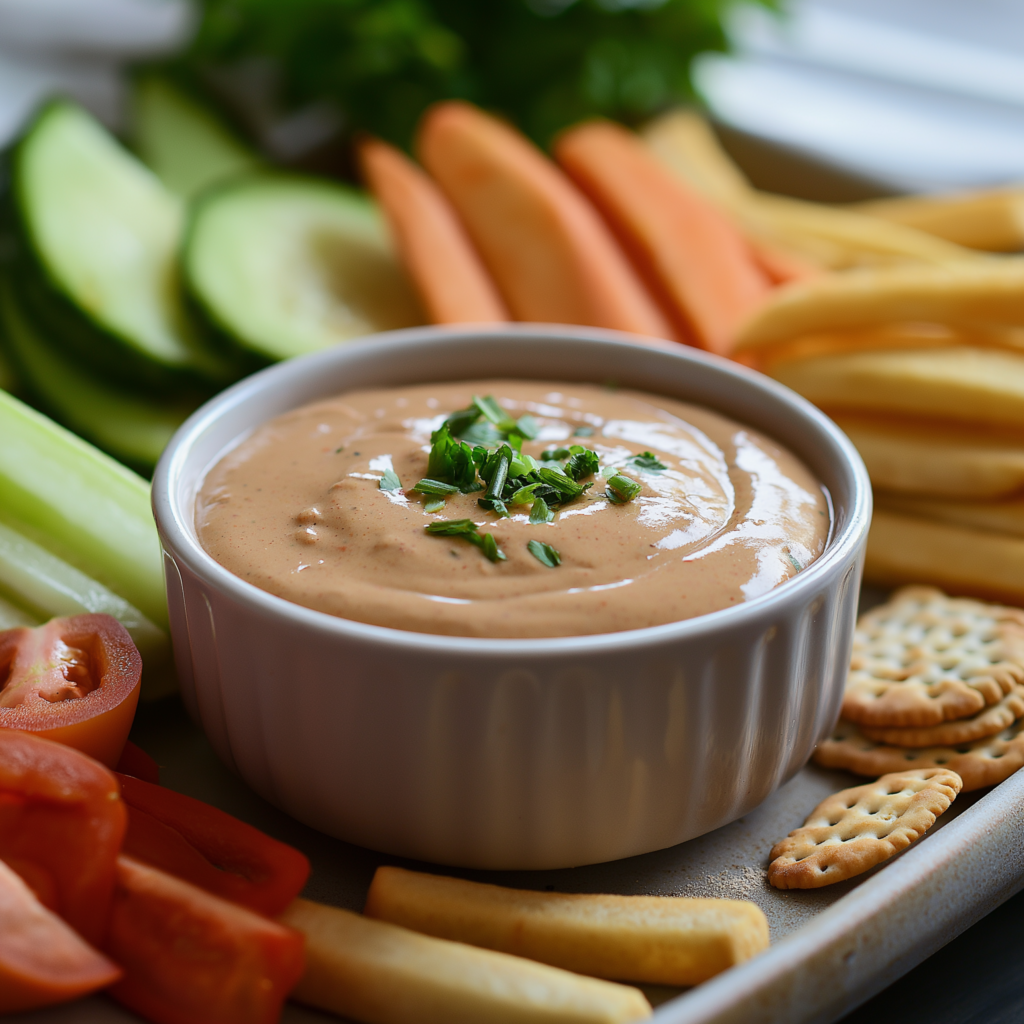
[7,35,1024,1024]
[10,595,1024,1024]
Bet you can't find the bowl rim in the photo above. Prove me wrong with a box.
[152,323,872,655]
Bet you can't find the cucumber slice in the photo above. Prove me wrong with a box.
[0,387,166,628]
[184,175,424,362]
[0,279,197,473]
[12,101,230,387]
[0,518,171,693]
[132,76,262,199]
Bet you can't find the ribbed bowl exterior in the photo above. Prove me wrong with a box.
[154,326,871,870]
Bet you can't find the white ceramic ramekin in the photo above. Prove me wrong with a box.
[153,325,871,870]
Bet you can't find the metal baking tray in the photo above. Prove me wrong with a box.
[12,612,1024,1024]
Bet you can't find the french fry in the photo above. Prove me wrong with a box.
[641,110,976,271]
[875,492,1024,538]
[363,866,769,988]
[769,347,1024,430]
[832,414,1024,499]
[747,193,977,270]
[865,510,1024,605]
[858,189,1024,253]
[737,261,1024,352]
[281,898,652,1024]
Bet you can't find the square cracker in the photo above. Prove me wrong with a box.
[843,586,1024,727]
[814,717,1024,791]
[769,769,962,889]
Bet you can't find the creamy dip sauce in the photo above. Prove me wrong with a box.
[197,380,830,637]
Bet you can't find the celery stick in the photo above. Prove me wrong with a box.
[0,389,167,627]
[0,592,38,630]
[0,518,169,674]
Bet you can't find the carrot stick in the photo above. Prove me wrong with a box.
[554,120,771,356]
[358,137,510,324]
[416,102,673,340]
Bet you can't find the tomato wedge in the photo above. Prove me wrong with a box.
[0,730,126,943]
[118,773,310,916]
[105,855,306,1024]
[0,857,121,1013]
[0,614,141,768]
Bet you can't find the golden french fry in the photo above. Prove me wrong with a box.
[865,510,1024,605]
[858,189,1024,253]
[280,899,652,1024]
[748,193,975,270]
[875,492,1024,538]
[641,111,975,271]
[770,346,1024,430]
[738,261,1024,352]
[363,866,769,988]
[832,414,1024,499]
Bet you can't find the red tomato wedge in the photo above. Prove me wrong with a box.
[0,731,126,943]
[105,855,306,1024]
[0,614,142,768]
[118,773,310,916]
[0,857,121,1013]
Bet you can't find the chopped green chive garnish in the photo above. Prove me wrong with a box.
[529,496,554,524]
[423,497,446,513]
[425,518,505,562]
[573,426,594,437]
[474,394,518,433]
[420,404,608,557]
[480,532,506,563]
[425,519,478,537]
[606,474,642,503]
[528,539,561,567]
[629,451,667,472]
[515,415,539,440]
[565,449,599,481]
[412,478,460,496]
[379,468,402,491]
[537,468,588,500]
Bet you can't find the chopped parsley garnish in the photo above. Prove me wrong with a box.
[528,539,561,568]
[379,468,402,491]
[425,519,505,562]
[606,474,642,503]
[629,451,667,472]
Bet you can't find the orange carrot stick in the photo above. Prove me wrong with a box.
[416,101,673,340]
[554,120,771,356]
[358,137,510,324]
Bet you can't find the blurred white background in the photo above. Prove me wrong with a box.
[697,0,1024,192]
[1,0,1022,194]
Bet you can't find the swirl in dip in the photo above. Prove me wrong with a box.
[196,380,830,637]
